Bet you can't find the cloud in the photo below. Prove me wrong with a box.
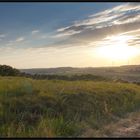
[55,3,140,39]
[52,30,81,38]
[4,3,139,52]
[6,36,25,46]
[127,34,140,47]
[31,30,40,35]
[45,3,139,50]
[50,21,140,49]
[57,25,86,33]
[91,28,140,51]
[15,37,24,42]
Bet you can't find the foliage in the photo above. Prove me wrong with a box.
[0,76,140,137]
[0,65,20,76]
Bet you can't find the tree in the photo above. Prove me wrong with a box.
[0,65,20,76]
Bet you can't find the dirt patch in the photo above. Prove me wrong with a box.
[81,111,140,137]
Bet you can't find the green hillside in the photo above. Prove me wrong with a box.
[0,76,140,137]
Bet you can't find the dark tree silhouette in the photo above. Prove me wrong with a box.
[0,65,20,76]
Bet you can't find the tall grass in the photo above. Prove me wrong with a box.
[0,76,140,137]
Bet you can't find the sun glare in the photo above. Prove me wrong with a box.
[96,35,140,61]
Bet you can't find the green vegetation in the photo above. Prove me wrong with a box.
[0,76,140,137]
[30,74,110,81]
[0,65,20,76]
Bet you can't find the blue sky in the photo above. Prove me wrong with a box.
[0,3,120,43]
[0,3,140,68]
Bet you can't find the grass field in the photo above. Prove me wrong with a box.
[0,76,140,137]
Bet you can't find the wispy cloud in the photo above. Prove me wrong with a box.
[31,30,40,35]
[52,30,81,38]
[6,36,25,46]
[15,37,25,42]
[55,3,140,40]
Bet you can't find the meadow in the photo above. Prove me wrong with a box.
[0,76,140,137]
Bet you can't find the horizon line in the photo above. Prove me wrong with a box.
[19,64,140,70]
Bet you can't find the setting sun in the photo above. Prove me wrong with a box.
[95,35,140,62]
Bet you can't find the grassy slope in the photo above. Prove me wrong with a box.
[0,76,140,137]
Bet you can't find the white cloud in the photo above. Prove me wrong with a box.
[15,37,24,42]
[55,3,140,38]
[92,3,140,25]
[52,30,81,38]
[57,26,71,32]
[6,37,25,46]
[31,30,40,35]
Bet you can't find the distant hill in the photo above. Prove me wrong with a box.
[1,64,140,83]
[20,67,75,75]
[20,65,140,83]
[20,65,140,75]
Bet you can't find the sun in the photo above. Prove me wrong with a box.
[95,35,139,61]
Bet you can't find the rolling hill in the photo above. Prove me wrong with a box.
[20,65,140,83]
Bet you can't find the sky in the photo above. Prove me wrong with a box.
[0,2,140,69]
